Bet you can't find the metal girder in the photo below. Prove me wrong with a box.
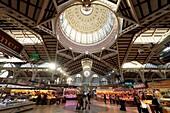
[118,14,138,24]
[57,53,73,60]
[121,34,135,65]
[37,25,56,37]
[99,51,103,59]
[119,4,170,36]
[126,0,140,23]
[55,40,59,63]
[116,41,124,81]
[90,53,114,69]
[122,12,170,65]
[37,0,49,25]
[0,13,51,62]
[139,70,145,82]
[92,67,107,75]
[63,54,84,67]
[57,49,68,53]
[69,66,82,74]
[100,52,117,60]
[157,69,166,79]
[115,0,122,12]
[143,28,170,64]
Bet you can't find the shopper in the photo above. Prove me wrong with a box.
[152,94,163,113]
[104,93,107,104]
[119,98,126,111]
[84,95,90,109]
[109,94,112,104]
[42,93,47,105]
[76,94,83,110]
[142,92,146,100]
[87,93,91,104]
[115,94,119,105]
[134,93,142,113]
[36,94,41,105]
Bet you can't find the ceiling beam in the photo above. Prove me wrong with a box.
[100,52,117,60]
[122,34,135,65]
[126,0,140,24]
[90,53,114,69]
[57,53,73,60]
[115,0,122,12]
[37,0,49,25]
[0,13,52,62]
[63,53,84,67]
[92,67,107,75]
[119,4,170,36]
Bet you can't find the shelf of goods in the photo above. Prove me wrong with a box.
[11,89,58,105]
[96,88,135,106]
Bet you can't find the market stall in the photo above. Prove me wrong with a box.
[96,87,114,101]
[63,88,80,99]
[147,80,170,112]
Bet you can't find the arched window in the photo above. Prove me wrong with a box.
[101,78,108,86]
[75,74,82,86]
[67,78,73,85]
[92,74,99,86]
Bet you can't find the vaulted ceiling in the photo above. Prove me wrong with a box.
[0,0,170,81]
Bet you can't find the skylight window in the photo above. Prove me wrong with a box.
[4,30,42,45]
[134,28,170,44]
[59,5,115,45]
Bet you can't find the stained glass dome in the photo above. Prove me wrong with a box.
[57,4,119,53]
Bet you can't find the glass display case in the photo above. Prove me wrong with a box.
[0,95,35,113]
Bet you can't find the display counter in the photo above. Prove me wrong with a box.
[162,107,170,113]
[161,98,170,107]
[0,101,35,113]
[63,88,79,99]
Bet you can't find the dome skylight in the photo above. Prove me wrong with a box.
[57,4,119,53]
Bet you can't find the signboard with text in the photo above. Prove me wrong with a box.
[0,29,24,57]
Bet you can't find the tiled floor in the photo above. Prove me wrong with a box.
[23,100,138,113]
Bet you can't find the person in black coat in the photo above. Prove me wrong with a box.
[152,95,163,113]
[36,94,41,105]
[104,94,107,104]
[134,94,141,113]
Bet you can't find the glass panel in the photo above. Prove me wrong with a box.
[62,19,68,30]
[98,29,103,41]
[93,32,98,43]
[81,34,87,44]
[65,24,72,36]
[76,32,81,43]
[87,34,92,44]
[70,29,76,41]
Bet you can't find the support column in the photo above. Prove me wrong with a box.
[112,77,116,85]
[51,71,55,81]
[120,71,124,83]
[139,70,145,82]
[31,70,37,81]
[89,75,92,86]
[157,70,166,79]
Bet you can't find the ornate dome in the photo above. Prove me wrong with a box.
[57,4,119,53]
